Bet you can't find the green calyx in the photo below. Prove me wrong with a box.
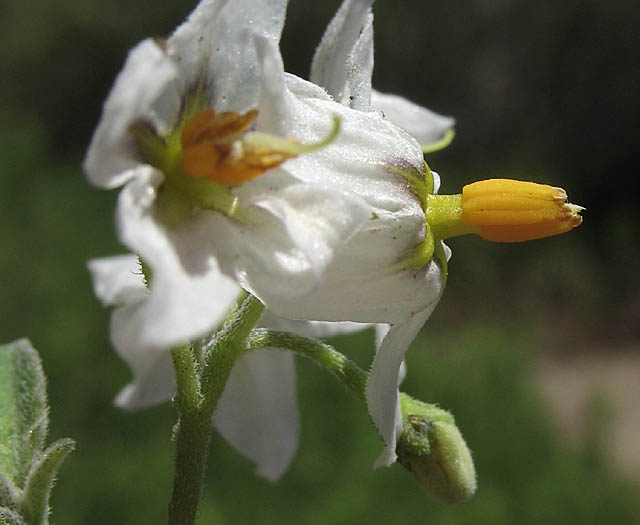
[392,161,450,274]
[388,161,434,209]
[392,158,486,279]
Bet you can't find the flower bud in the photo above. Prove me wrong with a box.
[396,395,476,506]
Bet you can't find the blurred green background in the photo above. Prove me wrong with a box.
[1,0,639,523]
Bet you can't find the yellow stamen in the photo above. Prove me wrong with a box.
[180,143,222,179]
[181,109,259,147]
[180,108,296,186]
[461,179,583,242]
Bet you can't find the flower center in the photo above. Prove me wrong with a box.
[180,109,299,185]
[132,104,340,226]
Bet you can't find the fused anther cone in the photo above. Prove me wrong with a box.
[461,179,584,242]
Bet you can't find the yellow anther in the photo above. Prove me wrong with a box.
[180,108,295,186]
[180,143,222,179]
[461,179,583,242]
[181,109,259,147]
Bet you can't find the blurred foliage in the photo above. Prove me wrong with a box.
[1,0,639,523]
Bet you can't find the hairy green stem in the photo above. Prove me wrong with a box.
[166,403,212,525]
[200,295,264,412]
[171,344,201,411]
[245,329,367,404]
[244,329,447,431]
[167,295,264,525]
[168,345,206,525]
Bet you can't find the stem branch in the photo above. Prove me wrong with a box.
[167,295,264,525]
[245,329,367,404]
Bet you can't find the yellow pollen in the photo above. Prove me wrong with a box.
[180,108,297,185]
[461,179,583,242]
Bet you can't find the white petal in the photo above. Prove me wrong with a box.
[240,184,371,288]
[371,90,455,147]
[432,170,442,194]
[442,240,452,262]
[88,253,175,409]
[115,167,241,351]
[113,343,175,410]
[398,360,407,386]
[374,325,406,386]
[367,301,440,468]
[255,34,332,137]
[255,39,425,206]
[240,38,435,320]
[256,47,424,208]
[278,92,425,210]
[211,182,371,305]
[88,255,147,306]
[169,0,288,112]
[213,349,298,482]
[84,39,181,189]
[375,324,390,348]
[346,16,374,110]
[259,310,371,339]
[262,217,443,325]
[310,0,374,109]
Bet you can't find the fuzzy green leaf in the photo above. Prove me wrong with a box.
[0,475,20,510]
[0,340,48,486]
[0,507,25,525]
[20,438,74,525]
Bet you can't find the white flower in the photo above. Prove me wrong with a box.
[84,0,432,351]
[86,0,453,474]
